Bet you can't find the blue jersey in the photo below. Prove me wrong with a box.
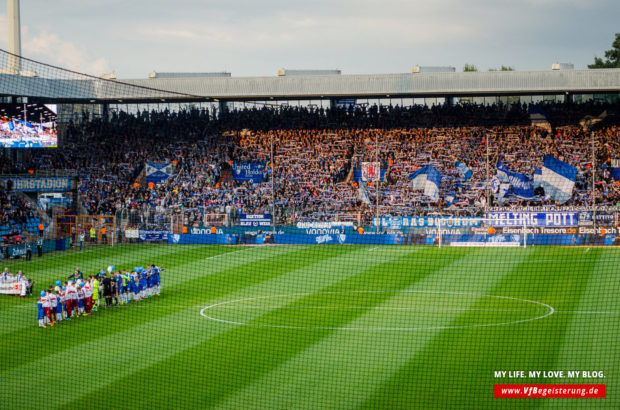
[116,275,124,292]
[37,302,44,320]
[153,267,161,285]
[139,273,147,289]
[143,269,152,287]
[56,297,62,313]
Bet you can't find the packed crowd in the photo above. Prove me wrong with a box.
[1,101,618,226]
[37,265,163,328]
[0,118,57,148]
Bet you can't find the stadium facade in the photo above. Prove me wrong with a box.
[1,66,619,104]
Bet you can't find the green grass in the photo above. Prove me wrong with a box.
[0,244,618,409]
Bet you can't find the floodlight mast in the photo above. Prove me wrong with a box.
[7,0,22,73]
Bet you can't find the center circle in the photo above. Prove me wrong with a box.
[200,290,555,331]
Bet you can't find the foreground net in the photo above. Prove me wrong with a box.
[0,48,202,102]
[1,234,618,408]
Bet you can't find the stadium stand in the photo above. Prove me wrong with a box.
[1,101,616,229]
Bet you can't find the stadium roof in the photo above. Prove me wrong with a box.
[1,68,619,103]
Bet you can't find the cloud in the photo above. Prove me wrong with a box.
[0,12,110,76]
[23,29,111,75]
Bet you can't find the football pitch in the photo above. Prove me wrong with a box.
[1,244,618,409]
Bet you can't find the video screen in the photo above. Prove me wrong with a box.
[0,104,57,148]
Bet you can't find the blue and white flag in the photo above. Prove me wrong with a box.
[145,163,173,184]
[409,165,441,201]
[541,155,576,204]
[445,193,456,206]
[496,161,535,199]
[358,181,372,206]
[533,167,543,189]
[455,161,473,181]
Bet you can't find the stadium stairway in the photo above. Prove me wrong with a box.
[17,192,52,227]
[216,167,232,187]
[344,164,355,184]
[134,167,147,188]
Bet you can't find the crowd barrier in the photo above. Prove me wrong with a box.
[167,233,617,246]
[0,238,71,260]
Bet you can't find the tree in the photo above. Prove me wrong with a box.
[463,63,478,72]
[588,33,620,68]
[489,66,515,71]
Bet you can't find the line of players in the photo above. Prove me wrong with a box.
[37,265,164,328]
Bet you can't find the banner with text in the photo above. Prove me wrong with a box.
[372,216,482,228]
[0,177,71,192]
[145,163,173,185]
[488,212,578,227]
[0,281,24,295]
[138,230,170,241]
[232,162,266,183]
[240,214,272,227]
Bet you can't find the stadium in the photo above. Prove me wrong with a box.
[1,1,620,408]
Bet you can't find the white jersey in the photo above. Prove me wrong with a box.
[83,282,93,298]
[49,293,58,307]
[65,285,78,300]
[41,295,51,308]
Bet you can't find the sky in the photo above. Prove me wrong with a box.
[0,0,618,79]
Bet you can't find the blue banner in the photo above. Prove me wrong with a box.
[190,224,355,235]
[578,211,616,226]
[611,159,620,181]
[169,233,405,246]
[145,163,173,185]
[0,177,71,192]
[487,212,578,227]
[232,162,266,183]
[372,216,481,228]
[496,161,534,199]
[138,230,170,241]
[240,214,271,227]
[168,233,614,246]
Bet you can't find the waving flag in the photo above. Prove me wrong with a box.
[533,167,543,188]
[361,162,381,182]
[145,163,173,185]
[409,165,442,201]
[455,161,472,181]
[358,181,372,205]
[496,161,535,199]
[541,155,577,204]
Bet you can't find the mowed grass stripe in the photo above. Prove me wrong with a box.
[0,246,359,409]
[72,247,472,410]
[55,246,419,410]
[216,247,532,409]
[359,246,603,409]
[541,249,620,409]
[0,245,308,372]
